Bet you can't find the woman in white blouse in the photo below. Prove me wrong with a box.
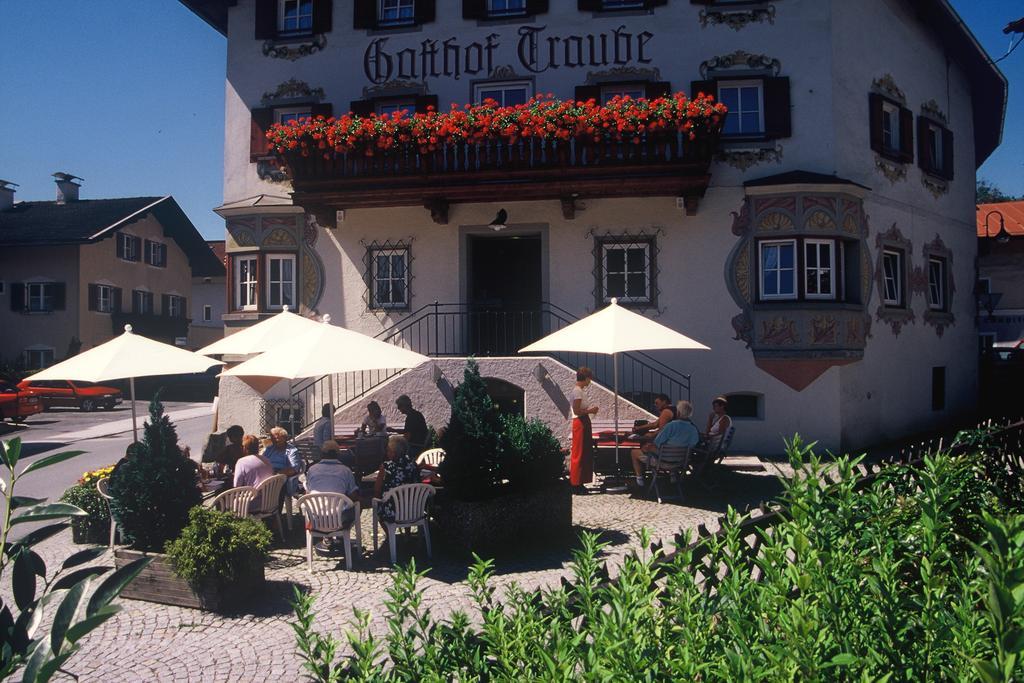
[570,367,599,494]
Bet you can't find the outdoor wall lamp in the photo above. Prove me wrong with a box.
[488,209,508,231]
[983,210,1012,245]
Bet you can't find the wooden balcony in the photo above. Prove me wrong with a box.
[280,133,718,226]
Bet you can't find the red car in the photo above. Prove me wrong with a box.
[17,379,123,412]
[0,381,43,423]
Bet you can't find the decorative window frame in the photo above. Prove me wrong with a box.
[757,238,797,301]
[131,289,154,315]
[233,254,259,311]
[918,234,955,336]
[590,230,660,311]
[874,223,915,335]
[697,1,777,31]
[362,239,414,312]
[116,233,140,262]
[96,284,115,314]
[718,79,765,137]
[203,304,213,322]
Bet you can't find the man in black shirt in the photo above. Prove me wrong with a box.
[395,394,428,456]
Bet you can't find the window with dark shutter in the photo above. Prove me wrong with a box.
[112,288,123,313]
[415,95,439,113]
[88,284,99,312]
[463,0,487,19]
[524,0,549,16]
[51,283,65,311]
[575,85,602,104]
[354,0,376,28]
[941,128,954,181]
[254,0,277,39]
[763,76,791,139]
[10,283,24,312]
[311,103,333,119]
[644,81,671,99]
[350,99,375,117]
[312,0,333,33]
[162,294,170,317]
[250,108,274,161]
[415,0,436,25]
[870,94,913,164]
[917,116,954,180]
[690,79,717,100]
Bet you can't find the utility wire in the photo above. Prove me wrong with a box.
[993,33,1024,64]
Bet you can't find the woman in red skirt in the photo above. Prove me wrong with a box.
[570,367,598,494]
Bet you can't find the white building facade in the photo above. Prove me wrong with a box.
[182,0,1005,453]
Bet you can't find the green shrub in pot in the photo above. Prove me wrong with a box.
[165,506,272,588]
[59,480,110,544]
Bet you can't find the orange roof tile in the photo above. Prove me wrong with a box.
[977,201,1024,238]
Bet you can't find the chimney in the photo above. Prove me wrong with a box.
[0,180,17,211]
[53,172,83,203]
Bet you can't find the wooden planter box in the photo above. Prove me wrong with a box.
[113,549,265,612]
[433,481,573,557]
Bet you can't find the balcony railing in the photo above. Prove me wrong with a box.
[281,132,718,221]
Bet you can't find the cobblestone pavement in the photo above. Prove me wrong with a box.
[18,468,783,682]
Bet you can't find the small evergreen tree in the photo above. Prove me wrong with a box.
[438,358,504,500]
[109,395,202,551]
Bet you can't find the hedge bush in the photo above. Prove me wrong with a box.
[165,506,271,587]
[291,437,1024,681]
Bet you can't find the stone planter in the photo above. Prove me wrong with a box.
[433,481,572,557]
[113,549,265,612]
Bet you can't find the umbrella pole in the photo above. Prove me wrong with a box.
[129,376,139,443]
[613,352,620,471]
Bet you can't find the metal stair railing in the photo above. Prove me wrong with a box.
[288,301,693,432]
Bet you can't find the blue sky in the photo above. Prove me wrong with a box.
[0,1,1021,240]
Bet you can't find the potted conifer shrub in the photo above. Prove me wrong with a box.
[108,397,267,610]
[434,359,571,556]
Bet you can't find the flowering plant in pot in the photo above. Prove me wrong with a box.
[59,465,115,544]
[266,92,727,159]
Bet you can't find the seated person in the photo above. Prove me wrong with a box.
[360,400,387,436]
[704,396,733,451]
[632,400,700,487]
[312,403,334,450]
[392,395,428,457]
[214,425,244,475]
[306,440,360,526]
[373,435,421,524]
[264,426,304,497]
[233,435,274,489]
[629,393,677,463]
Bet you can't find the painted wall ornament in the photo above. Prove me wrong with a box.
[263,34,327,61]
[723,189,874,391]
[261,78,325,104]
[871,74,906,104]
[699,5,776,31]
[700,50,781,78]
[262,228,298,247]
[875,156,907,184]
[920,233,956,337]
[716,145,783,171]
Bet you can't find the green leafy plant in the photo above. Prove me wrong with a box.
[0,438,150,682]
[58,466,115,545]
[438,359,565,500]
[289,437,1024,681]
[107,396,202,551]
[164,506,272,587]
[437,358,504,501]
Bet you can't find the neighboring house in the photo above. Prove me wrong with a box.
[190,240,228,348]
[976,201,1024,348]
[0,175,224,369]
[180,0,1005,453]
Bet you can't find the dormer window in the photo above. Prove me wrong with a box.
[278,0,313,34]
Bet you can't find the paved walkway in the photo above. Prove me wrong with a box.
[19,467,783,682]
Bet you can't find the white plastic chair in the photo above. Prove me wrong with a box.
[416,448,445,467]
[644,445,691,504]
[251,474,288,541]
[211,486,256,518]
[95,477,119,549]
[298,493,362,571]
[372,483,435,565]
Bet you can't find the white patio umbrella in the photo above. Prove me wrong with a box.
[519,298,710,470]
[24,325,223,442]
[196,306,323,356]
[221,316,429,380]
